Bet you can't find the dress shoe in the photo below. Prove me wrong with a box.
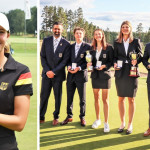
[126,125,133,134]
[144,128,150,137]
[60,117,73,125]
[118,127,125,133]
[81,118,86,126]
[126,129,132,134]
[40,120,45,124]
[53,119,59,126]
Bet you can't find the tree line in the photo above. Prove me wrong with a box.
[40,6,150,45]
[3,6,37,35]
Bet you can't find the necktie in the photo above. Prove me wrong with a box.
[54,39,58,52]
[75,45,80,57]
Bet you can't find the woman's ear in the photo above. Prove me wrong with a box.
[7,32,10,38]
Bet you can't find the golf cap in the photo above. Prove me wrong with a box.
[0,13,10,31]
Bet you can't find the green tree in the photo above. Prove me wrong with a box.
[136,23,144,41]
[7,9,25,35]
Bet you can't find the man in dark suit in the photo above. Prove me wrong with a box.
[61,27,91,126]
[40,22,70,125]
[143,42,150,136]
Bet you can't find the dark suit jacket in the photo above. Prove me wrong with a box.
[114,38,143,78]
[40,36,70,81]
[143,43,150,83]
[67,42,91,83]
[90,45,114,80]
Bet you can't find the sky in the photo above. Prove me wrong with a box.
[40,0,150,32]
[0,0,37,13]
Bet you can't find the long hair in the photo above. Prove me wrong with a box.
[4,42,10,53]
[117,21,133,43]
[91,29,107,50]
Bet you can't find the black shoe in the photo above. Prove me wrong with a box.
[118,127,125,133]
[126,129,132,134]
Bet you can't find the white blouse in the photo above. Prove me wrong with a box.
[96,47,102,61]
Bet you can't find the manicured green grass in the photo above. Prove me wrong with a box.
[40,73,150,150]
[9,36,37,150]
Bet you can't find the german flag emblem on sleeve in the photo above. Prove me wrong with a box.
[15,72,32,86]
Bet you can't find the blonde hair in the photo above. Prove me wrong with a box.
[91,29,107,50]
[117,21,133,43]
[4,42,10,53]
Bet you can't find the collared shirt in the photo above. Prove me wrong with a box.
[0,53,33,138]
[123,38,129,55]
[53,36,61,52]
[96,47,102,61]
[123,38,129,63]
[75,42,82,57]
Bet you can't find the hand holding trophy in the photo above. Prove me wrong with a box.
[129,51,140,77]
[86,50,93,72]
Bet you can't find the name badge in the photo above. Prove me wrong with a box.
[80,54,84,58]
[103,54,106,58]
[59,53,62,57]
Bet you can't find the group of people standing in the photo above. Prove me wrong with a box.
[40,21,150,136]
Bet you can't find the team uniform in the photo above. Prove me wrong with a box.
[114,38,142,97]
[90,45,114,89]
[0,53,33,150]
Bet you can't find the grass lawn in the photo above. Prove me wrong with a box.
[40,74,150,150]
[40,40,150,150]
[9,36,37,150]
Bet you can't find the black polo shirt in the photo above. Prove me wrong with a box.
[0,53,33,138]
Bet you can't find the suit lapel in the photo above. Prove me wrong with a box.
[75,42,85,61]
[127,41,134,57]
[54,37,63,54]
[50,36,55,57]
[99,49,104,61]
[120,43,126,56]
[72,43,76,62]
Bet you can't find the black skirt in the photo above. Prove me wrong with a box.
[115,64,138,97]
[0,136,18,150]
[92,78,111,89]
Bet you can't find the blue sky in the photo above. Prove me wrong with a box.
[40,0,150,32]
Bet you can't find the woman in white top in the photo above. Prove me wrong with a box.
[87,29,113,132]
[113,21,142,134]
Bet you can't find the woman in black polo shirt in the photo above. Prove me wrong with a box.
[0,13,33,150]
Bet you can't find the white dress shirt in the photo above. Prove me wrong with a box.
[75,42,82,57]
[96,47,102,61]
[123,38,129,63]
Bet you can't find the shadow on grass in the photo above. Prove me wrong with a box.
[40,121,149,149]
[125,144,150,150]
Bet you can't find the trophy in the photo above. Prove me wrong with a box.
[95,61,102,70]
[86,51,93,72]
[129,51,140,77]
[70,63,77,71]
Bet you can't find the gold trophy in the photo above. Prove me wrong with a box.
[86,51,93,72]
[129,51,140,77]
